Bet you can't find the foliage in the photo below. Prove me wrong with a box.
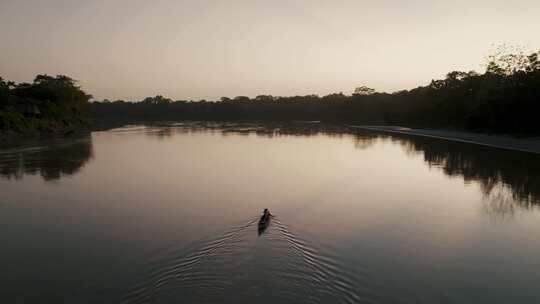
[91,49,540,134]
[0,75,91,133]
[353,86,376,95]
[4,49,537,135]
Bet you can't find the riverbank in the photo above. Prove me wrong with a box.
[349,125,540,154]
[0,122,89,145]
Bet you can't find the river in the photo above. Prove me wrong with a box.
[1,122,540,303]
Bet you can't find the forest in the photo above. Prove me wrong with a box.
[2,49,539,134]
[91,49,540,134]
[0,75,91,133]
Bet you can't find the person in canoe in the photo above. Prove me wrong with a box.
[258,209,272,235]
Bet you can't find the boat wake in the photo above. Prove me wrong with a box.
[122,217,370,304]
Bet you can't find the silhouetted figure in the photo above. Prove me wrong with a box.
[258,209,272,235]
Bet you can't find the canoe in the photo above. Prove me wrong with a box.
[258,214,271,235]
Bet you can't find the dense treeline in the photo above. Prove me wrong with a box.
[0,75,91,133]
[3,50,539,135]
[91,50,540,134]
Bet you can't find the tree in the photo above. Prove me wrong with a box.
[255,95,274,102]
[1,74,92,132]
[527,52,540,72]
[142,95,171,104]
[353,86,375,95]
[233,96,250,102]
[485,45,530,75]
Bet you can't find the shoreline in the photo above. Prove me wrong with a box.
[3,121,540,155]
[349,125,540,154]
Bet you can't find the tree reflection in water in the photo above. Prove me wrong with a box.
[2,122,538,218]
[142,122,540,217]
[0,134,93,181]
[155,122,539,218]
[353,131,540,218]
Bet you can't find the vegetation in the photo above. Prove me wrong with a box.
[0,75,91,134]
[3,49,539,135]
[91,49,540,134]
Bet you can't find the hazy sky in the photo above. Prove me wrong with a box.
[1,0,539,101]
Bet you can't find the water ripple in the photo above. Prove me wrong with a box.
[122,217,371,304]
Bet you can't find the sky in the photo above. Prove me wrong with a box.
[1,0,539,101]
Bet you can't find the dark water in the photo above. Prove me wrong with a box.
[2,122,540,304]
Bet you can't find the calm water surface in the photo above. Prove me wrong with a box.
[1,122,540,303]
